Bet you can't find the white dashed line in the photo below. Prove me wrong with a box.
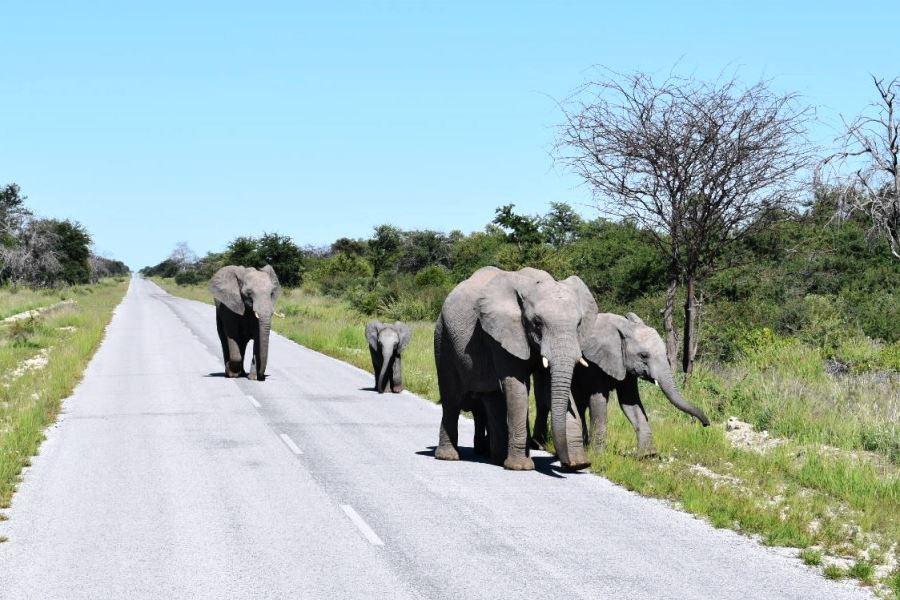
[279,433,303,455]
[246,395,261,408]
[340,505,384,546]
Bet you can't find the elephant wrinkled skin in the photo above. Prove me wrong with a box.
[366,320,411,393]
[534,312,709,456]
[434,266,597,471]
[209,265,281,381]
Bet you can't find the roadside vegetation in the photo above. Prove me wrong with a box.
[146,72,900,595]
[0,279,129,510]
[0,181,131,517]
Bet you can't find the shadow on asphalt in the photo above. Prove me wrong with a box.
[415,446,569,478]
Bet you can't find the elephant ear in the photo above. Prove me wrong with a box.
[209,266,246,316]
[560,275,600,348]
[365,321,381,351]
[582,314,627,381]
[260,264,282,301]
[476,276,530,361]
[395,322,412,353]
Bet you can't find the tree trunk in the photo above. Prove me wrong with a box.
[681,275,697,375]
[663,278,678,369]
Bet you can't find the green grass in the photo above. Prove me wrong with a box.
[155,277,900,591]
[0,286,68,320]
[801,549,823,566]
[823,565,846,580]
[0,279,128,508]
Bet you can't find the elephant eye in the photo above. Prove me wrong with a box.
[639,351,650,359]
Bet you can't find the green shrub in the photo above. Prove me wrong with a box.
[414,265,450,287]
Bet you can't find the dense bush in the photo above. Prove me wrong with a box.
[145,196,900,365]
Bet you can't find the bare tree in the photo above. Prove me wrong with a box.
[819,76,900,259]
[0,218,62,287]
[557,70,813,373]
[169,241,198,272]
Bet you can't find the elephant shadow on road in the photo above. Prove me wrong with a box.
[415,447,569,478]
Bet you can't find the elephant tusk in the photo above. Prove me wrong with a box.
[542,356,549,369]
[579,357,589,367]
[254,311,260,319]
[654,379,659,387]
[274,312,285,319]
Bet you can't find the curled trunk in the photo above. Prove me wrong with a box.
[658,373,709,426]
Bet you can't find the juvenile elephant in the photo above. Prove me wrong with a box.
[434,266,596,471]
[534,312,709,456]
[209,265,281,381]
[365,320,411,393]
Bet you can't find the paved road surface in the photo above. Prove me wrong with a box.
[0,277,873,599]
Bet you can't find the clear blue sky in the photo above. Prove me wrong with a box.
[1,1,897,269]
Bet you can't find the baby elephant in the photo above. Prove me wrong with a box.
[365,321,411,393]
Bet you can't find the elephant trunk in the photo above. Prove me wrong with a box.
[657,371,709,426]
[378,340,396,393]
[548,353,590,470]
[257,316,272,377]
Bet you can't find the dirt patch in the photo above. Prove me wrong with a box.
[725,416,784,453]
[3,349,50,386]
[2,299,75,323]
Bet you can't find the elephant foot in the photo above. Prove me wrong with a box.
[225,370,241,379]
[560,460,592,471]
[247,370,258,381]
[636,446,658,459]
[434,445,459,461]
[391,386,404,393]
[503,455,535,471]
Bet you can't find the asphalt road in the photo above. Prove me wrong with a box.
[0,277,874,599]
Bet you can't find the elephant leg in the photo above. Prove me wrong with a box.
[239,338,250,378]
[224,336,244,378]
[482,391,508,465]
[249,337,265,381]
[501,375,534,471]
[436,376,461,461]
[617,377,657,457]
[588,391,611,451]
[471,396,490,456]
[369,348,381,390]
[216,311,230,370]
[531,369,550,450]
[390,356,404,393]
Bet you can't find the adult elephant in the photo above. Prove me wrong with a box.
[434,266,597,471]
[209,265,281,381]
[533,312,709,456]
[365,320,411,393]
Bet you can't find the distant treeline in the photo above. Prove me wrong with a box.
[142,189,900,365]
[0,183,130,287]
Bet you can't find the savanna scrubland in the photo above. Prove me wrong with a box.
[146,71,900,594]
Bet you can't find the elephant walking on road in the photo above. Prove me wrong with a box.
[534,312,709,456]
[209,265,281,381]
[366,321,411,393]
[434,266,597,471]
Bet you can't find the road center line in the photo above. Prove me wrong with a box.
[246,394,261,408]
[340,505,384,546]
[279,433,303,455]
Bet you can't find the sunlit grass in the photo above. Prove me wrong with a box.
[0,279,128,508]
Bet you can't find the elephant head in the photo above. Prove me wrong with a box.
[365,320,411,393]
[209,265,281,376]
[478,268,598,468]
[582,312,709,425]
